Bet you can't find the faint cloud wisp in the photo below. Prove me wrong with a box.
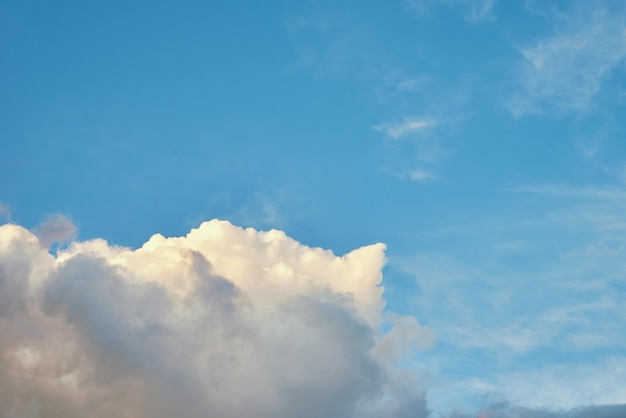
[511,6,626,116]
[0,202,10,222]
[405,0,498,23]
[374,117,438,140]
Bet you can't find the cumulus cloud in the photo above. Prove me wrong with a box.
[512,6,626,115]
[33,214,78,248]
[0,219,433,418]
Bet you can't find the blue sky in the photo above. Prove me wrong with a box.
[2,0,626,416]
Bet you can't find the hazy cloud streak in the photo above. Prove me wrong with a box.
[512,6,626,115]
[375,117,438,139]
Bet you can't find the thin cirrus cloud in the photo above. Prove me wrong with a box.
[374,117,438,139]
[392,180,626,414]
[405,0,498,22]
[408,169,437,182]
[0,218,434,418]
[463,402,626,418]
[511,5,626,116]
[374,117,443,182]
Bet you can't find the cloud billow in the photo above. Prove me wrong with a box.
[0,219,433,418]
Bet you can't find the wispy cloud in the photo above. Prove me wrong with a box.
[458,400,626,418]
[392,181,626,412]
[389,168,439,183]
[408,169,437,182]
[0,202,10,222]
[512,184,626,200]
[374,117,437,139]
[375,117,445,182]
[511,5,626,116]
[476,359,626,411]
[405,0,498,23]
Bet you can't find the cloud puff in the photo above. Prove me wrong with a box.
[512,6,626,115]
[33,214,78,248]
[0,219,434,418]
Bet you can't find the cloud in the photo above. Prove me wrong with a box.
[512,185,626,200]
[408,169,437,182]
[465,401,626,418]
[0,219,433,418]
[0,202,10,222]
[393,180,626,414]
[475,359,626,412]
[406,0,497,22]
[375,117,446,182]
[33,214,78,248]
[511,5,626,115]
[374,117,437,139]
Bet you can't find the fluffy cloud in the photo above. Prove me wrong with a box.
[0,219,433,418]
[33,214,78,248]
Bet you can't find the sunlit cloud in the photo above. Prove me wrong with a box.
[0,219,433,418]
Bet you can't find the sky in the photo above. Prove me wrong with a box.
[1,0,626,417]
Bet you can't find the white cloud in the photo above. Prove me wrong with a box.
[512,6,626,115]
[375,117,437,139]
[0,219,433,418]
